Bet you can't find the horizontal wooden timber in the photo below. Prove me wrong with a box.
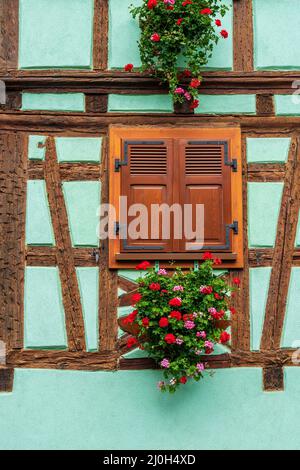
[7,349,118,371]
[28,161,102,181]
[26,246,101,267]
[1,113,300,134]
[247,163,286,182]
[115,253,237,261]
[2,71,300,94]
[249,249,300,266]
[119,349,300,370]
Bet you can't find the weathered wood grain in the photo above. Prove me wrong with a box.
[263,366,284,391]
[0,0,18,71]
[0,132,26,350]
[261,137,300,350]
[0,368,14,392]
[256,94,275,116]
[44,137,86,352]
[233,0,254,72]
[99,138,118,351]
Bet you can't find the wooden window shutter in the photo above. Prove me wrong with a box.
[109,127,243,269]
[178,140,234,252]
[120,140,174,252]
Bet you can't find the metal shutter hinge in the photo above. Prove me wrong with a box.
[114,159,127,172]
[229,221,239,235]
[226,158,238,172]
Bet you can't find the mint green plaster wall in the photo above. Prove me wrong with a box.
[195,94,256,115]
[296,216,300,247]
[62,182,101,247]
[22,93,85,112]
[250,268,271,351]
[281,268,300,348]
[108,94,256,114]
[108,94,173,113]
[247,138,291,163]
[248,182,283,247]
[76,268,99,352]
[3,368,300,449]
[108,0,233,70]
[26,180,54,246]
[55,138,102,163]
[28,135,47,161]
[275,95,300,116]
[253,0,300,70]
[24,267,67,349]
[19,0,93,69]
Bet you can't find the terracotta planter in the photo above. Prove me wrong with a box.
[173,99,194,115]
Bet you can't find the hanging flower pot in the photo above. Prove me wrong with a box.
[126,1,230,110]
[118,255,237,394]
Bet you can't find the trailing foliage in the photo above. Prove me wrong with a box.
[127,0,229,110]
[123,255,239,393]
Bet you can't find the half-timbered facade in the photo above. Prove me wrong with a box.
[1,0,300,449]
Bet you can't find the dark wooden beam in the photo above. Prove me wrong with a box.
[3,71,300,95]
[233,0,254,72]
[0,368,14,393]
[0,0,18,72]
[263,366,284,392]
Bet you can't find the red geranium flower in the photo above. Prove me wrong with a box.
[214,257,222,266]
[190,99,199,110]
[166,5,174,10]
[183,313,194,321]
[135,261,150,270]
[142,317,150,327]
[177,18,183,26]
[230,307,237,315]
[215,19,222,27]
[179,376,187,384]
[214,293,222,300]
[147,0,157,9]
[203,251,213,260]
[169,311,182,320]
[221,29,229,39]
[124,63,134,72]
[165,333,176,344]
[182,69,192,78]
[190,78,201,88]
[233,277,241,287]
[205,347,213,355]
[182,0,193,5]
[159,317,169,328]
[169,297,182,307]
[200,8,212,15]
[131,292,142,304]
[124,310,138,324]
[161,289,168,294]
[127,337,138,348]
[220,331,231,344]
[151,33,161,42]
[149,282,161,291]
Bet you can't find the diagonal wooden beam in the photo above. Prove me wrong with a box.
[44,137,86,352]
[118,275,139,294]
[261,137,300,351]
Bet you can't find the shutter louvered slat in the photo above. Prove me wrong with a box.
[130,145,167,175]
[185,145,222,176]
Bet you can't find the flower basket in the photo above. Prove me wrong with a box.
[118,256,238,393]
[126,0,230,110]
[119,313,231,336]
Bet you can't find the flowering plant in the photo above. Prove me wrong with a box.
[121,254,238,393]
[127,0,229,110]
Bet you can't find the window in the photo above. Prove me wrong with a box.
[109,127,243,269]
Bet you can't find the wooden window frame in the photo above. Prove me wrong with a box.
[109,126,244,269]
